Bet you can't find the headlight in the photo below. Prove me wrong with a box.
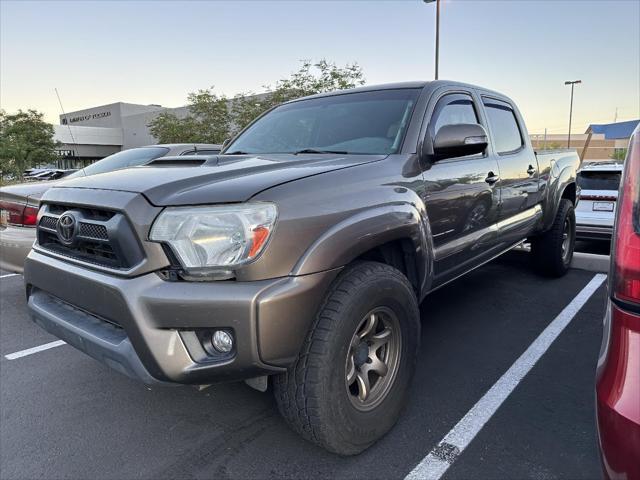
[150,203,277,278]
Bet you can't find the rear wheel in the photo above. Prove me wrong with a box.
[531,199,576,277]
[273,261,420,455]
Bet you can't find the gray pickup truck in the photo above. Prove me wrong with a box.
[23,81,580,455]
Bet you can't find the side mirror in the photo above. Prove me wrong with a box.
[433,123,488,160]
[221,138,230,150]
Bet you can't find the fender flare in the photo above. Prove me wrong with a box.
[543,161,578,230]
[292,202,435,296]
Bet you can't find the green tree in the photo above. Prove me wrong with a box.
[611,148,627,162]
[148,59,366,144]
[231,59,365,134]
[148,88,230,144]
[229,93,271,137]
[0,109,58,183]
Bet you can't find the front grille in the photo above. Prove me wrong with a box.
[40,215,109,241]
[78,223,108,240]
[37,203,144,270]
[39,216,58,230]
[38,230,121,268]
[47,204,115,221]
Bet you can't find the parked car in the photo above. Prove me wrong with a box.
[0,144,221,272]
[576,161,623,240]
[23,81,580,455]
[596,123,640,480]
[23,167,50,177]
[29,170,78,181]
[23,167,78,181]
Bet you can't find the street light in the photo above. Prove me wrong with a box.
[565,80,582,148]
[423,0,440,80]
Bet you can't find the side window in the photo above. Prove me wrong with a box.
[483,99,523,154]
[431,94,479,137]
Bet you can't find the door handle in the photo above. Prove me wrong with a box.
[527,165,537,176]
[485,173,500,185]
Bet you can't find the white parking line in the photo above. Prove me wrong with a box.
[4,340,66,360]
[0,273,20,279]
[405,273,607,480]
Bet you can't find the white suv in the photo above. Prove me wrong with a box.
[575,161,623,240]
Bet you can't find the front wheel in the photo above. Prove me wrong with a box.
[273,261,420,455]
[530,198,576,277]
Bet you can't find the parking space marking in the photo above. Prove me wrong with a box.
[4,340,66,360]
[0,273,20,279]
[405,273,607,480]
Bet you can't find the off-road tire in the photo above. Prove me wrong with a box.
[531,199,576,277]
[273,261,420,455]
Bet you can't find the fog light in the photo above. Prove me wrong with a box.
[212,330,233,353]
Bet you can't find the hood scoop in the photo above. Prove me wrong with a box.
[146,154,215,167]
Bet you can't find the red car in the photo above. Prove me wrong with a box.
[596,123,640,480]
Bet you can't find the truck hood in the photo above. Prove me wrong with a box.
[50,153,386,206]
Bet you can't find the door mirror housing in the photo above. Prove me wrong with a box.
[433,123,488,160]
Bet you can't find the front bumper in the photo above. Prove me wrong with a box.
[0,225,35,273]
[24,250,338,385]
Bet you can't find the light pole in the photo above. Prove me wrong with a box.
[565,80,582,148]
[423,0,440,80]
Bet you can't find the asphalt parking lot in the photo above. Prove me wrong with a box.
[0,248,608,480]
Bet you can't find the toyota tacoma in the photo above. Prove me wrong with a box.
[23,81,581,455]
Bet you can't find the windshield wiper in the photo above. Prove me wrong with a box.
[225,150,249,155]
[293,148,349,155]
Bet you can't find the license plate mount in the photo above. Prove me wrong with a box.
[593,201,614,212]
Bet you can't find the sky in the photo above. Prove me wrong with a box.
[1,0,639,134]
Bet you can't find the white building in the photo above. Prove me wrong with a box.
[54,102,191,167]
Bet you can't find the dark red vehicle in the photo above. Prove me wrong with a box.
[596,123,640,480]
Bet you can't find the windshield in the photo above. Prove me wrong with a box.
[66,147,170,178]
[225,89,420,155]
[577,170,622,191]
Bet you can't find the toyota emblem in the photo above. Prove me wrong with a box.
[56,212,77,245]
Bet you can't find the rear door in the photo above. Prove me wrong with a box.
[420,89,502,285]
[482,96,541,246]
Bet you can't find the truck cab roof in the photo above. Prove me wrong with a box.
[286,80,509,104]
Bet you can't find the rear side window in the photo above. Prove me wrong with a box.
[483,99,523,154]
[431,94,479,136]
[577,171,622,191]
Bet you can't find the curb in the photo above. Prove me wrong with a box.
[571,252,610,273]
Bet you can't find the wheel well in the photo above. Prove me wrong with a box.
[353,239,419,294]
[561,183,577,205]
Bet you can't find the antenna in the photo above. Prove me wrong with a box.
[54,88,80,168]
[614,107,618,123]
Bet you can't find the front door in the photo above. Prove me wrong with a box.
[421,91,502,285]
